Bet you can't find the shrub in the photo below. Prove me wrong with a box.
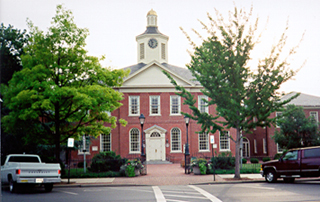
[212,152,235,170]
[199,162,207,175]
[125,163,135,177]
[242,158,247,164]
[90,151,124,172]
[274,153,282,160]
[250,158,259,164]
[262,157,271,162]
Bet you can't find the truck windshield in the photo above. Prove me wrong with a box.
[8,156,40,163]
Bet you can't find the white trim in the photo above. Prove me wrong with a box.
[170,95,181,115]
[219,131,230,151]
[277,143,284,153]
[276,112,283,128]
[198,95,208,113]
[199,133,210,152]
[263,138,267,154]
[254,139,257,154]
[170,127,182,153]
[310,111,319,123]
[129,128,141,154]
[149,95,161,116]
[129,96,140,116]
[100,133,111,152]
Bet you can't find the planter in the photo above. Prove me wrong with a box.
[193,166,201,175]
[134,168,140,176]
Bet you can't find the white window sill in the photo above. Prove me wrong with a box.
[199,150,210,152]
[170,150,182,153]
[149,114,161,116]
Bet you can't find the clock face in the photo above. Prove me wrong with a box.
[148,38,158,48]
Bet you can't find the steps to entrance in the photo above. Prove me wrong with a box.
[146,160,173,165]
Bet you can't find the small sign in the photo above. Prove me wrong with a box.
[92,146,98,151]
[212,144,217,149]
[210,135,215,144]
[67,138,74,147]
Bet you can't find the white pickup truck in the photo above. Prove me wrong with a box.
[1,154,61,193]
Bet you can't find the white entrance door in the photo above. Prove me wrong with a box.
[147,132,162,161]
[242,138,250,158]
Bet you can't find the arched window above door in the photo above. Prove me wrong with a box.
[150,132,161,137]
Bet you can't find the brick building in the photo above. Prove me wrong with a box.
[71,10,319,163]
[243,92,320,159]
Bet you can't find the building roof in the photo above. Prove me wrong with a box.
[281,92,320,107]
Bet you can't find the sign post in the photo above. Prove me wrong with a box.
[210,135,217,181]
[67,138,74,184]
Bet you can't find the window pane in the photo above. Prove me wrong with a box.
[130,96,139,115]
[199,133,209,151]
[171,128,181,151]
[101,134,111,152]
[220,132,230,150]
[130,128,140,152]
[171,96,180,114]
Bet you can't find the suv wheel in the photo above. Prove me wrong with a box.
[265,169,277,183]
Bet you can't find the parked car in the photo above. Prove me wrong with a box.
[1,154,61,192]
[261,146,320,183]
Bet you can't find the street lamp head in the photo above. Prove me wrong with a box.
[139,114,145,125]
[184,115,190,125]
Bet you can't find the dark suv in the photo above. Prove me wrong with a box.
[261,146,320,183]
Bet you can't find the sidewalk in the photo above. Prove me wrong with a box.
[59,163,265,187]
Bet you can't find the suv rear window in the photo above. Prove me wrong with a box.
[304,148,320,158]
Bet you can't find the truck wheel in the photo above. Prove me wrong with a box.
[265,169,277,183]
[44,184,53,192]
[9,178,18,193]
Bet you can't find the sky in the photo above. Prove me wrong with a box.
[1,0,319,97]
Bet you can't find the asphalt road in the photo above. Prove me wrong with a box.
[2,180,320,202]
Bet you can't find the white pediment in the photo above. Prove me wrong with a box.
[122,62,193,88]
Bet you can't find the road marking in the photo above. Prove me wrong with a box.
[58,190,78,195]
[240,185,275,190]
[164,194,207,199]
[161,190,201,195]
[189,185,222,202]
[166,199,190,202]
[153,186,166,202]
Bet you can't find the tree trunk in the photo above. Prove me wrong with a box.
[234,126,241,179]
[54,102,60,163]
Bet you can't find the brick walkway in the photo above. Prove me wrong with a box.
[112,163,223,186]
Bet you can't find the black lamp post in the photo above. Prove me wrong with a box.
[184,115,190,174]
[139,114,145,157]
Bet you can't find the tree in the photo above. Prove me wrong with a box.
[164,6,301,179]
[274,104,320,149]
[0,23,29,85]
[1,5,129,162]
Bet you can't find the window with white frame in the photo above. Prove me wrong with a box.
[171,128,181,152]
[276,112,283,128]
[198,95,208,113]
[150,96,160,115]
[100,133,111,152]
[130,128,140,153]
[277,143,284,153]
[78,135,90,155]
[129,96,140,116]
[219,131,230,151]
[254,139,257,153]
[263,138,267,154]
[199,133,209,151]
[310,111,319,123]
[170,96,180,115]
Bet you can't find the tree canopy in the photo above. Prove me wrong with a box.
[1,5,129,161]
[274,104,320,149]
[0,23,29,85]
[164,6,302,178]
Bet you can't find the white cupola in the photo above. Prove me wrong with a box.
[136,9,169,64]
